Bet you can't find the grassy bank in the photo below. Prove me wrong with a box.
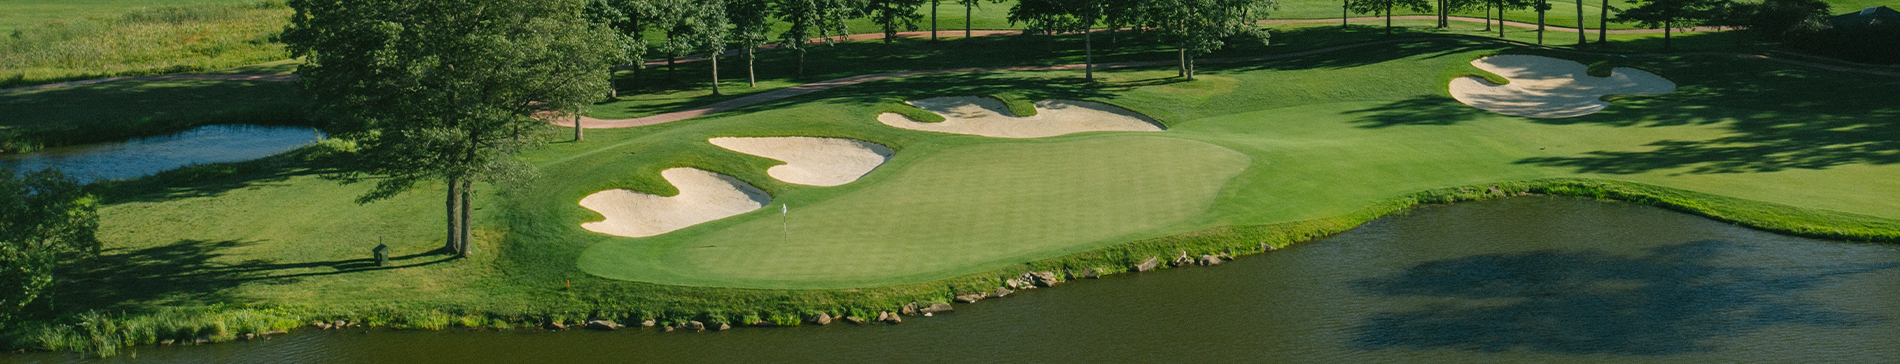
[4,25,1897,358]
[0,2,293,89]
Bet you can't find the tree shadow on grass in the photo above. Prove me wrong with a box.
[1339,48,1900,175]
[1351,240,1897,355]
[56,239,454,313]
[1344,95,1496,128]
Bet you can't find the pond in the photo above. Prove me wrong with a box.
[1,124,323,183]
[12,197,1899,363]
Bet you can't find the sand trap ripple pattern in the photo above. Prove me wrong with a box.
[878,96,1164,138]
[580,168,771,238]
[1450,55,1676,118]
[709,137,893,186]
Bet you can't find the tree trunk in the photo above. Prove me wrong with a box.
[1485,3,1492,31]
[667,56,676,79]
[1597,0,1608,43]
[1178,48,1186,77]
[711,53,721,95]
[1084,25,1094,81]
[1499,0,1507,37]
[1386,3,1393,36]
[444,178,461,254]
[931,1,939,41]
[797,49,807,77]
[1537,0,1546,44]
[1576,0,1586,44]
[1343,0,1349,27]
[574,109,583,142]
[1663,20,1672,51]
[1186,52,1196,81]
[458,179,472,258]
[747,47,756,87]
[965,4,972,39]
[1439,0,1448,28]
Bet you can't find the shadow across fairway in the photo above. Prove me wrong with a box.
[1350,240,1898,355]
[1345,95,1495,128]
[56,239,453,313]
[1338,47,1900,174]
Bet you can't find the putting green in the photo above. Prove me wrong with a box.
[578,135,1251,288]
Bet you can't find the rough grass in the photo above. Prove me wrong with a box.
[7,25,1900,356]
[0,2,292,89]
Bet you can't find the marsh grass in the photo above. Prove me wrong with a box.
[0,2,292,89]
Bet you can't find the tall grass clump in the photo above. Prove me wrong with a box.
[0,2,293,88]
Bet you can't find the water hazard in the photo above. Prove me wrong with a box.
[1,124,322,183]
[13,197,1900,363]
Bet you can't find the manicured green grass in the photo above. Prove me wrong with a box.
[579,136,1250,288]
[9,23,1900,355]
[549,38,1898,289]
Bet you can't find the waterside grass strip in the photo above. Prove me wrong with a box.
[16,177,1896,357]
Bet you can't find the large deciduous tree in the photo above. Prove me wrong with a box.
[1616,0,1731,50]
[285,0,629,257]
[1144,0,1275,80]
[1348,0,1430,35]
[667,0,729,94]
[957,0,985,39]
[772,0,854,77]
[585,0,651,97]
[727,0,771,87]
[0,168,98,323]
[1008,0,1112,80]
[1716,0,1829,41]
[867,0,928,55]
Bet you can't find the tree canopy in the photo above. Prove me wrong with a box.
[773,0,857,76]
[1617,0,1732,49]
[0,168,98,323]
[285,0,629,256]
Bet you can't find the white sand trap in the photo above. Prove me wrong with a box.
[580,168,771,238]
[708,137,893,186]
[1450,55,1676,118]
[877,96,1164,138]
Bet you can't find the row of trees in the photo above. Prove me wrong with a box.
[1344,0,1819,49]
[581,0,1277,89]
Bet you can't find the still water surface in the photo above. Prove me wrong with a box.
[13,197,1900,363]
[1,125,321,182]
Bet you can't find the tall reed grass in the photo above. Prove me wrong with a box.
[0,2,292,89]
[18,307,302,358]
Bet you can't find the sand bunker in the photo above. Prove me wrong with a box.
[709,137,893,186]
[580,168,771,238]
[1450,55,1676,118]
[877,96,1164,138]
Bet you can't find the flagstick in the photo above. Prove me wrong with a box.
[781,204,788,245]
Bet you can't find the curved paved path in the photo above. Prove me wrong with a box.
[560,36,1900,129]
